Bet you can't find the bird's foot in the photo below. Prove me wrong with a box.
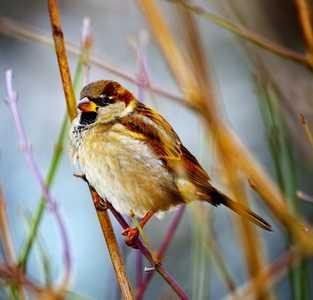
[92,192,108,211]
[122,227,139,249]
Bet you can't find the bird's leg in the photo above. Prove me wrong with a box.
[122,211,154,248]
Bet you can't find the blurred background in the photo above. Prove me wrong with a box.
[1,0,313,299]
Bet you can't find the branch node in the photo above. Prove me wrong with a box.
[73,173,87,182]
[144,266,155,272]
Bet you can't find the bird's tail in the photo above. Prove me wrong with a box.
[211,189,273,232]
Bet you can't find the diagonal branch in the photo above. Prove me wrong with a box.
[168,0,307,66]
[47,0,77,122]
[137,0,313,254]
[294,0,313,69]
[0,16,184,106]
[104,200,190,300]
[47,1,135,298]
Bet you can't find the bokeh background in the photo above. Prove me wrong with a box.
[1,0,313,299]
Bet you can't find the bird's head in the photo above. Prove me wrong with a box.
[77,80,136,125]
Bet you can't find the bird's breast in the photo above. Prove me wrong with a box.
[73,123,184,217]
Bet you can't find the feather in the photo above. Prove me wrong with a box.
[120,102,212,191]
[120,101,273,233]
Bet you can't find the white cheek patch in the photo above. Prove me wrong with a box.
[125,100,135,113]
[97,101,127,123]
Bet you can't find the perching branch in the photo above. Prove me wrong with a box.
[47,0,135,298]
[104,200,190,300]
[47,0,77,122]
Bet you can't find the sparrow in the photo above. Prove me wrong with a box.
[68,80,272,245]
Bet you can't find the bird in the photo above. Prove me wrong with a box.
[68,80,272,246]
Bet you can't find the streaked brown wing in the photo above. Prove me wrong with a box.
[121,102,211,190]
[170,145,211,187]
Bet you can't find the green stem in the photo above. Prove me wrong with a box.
[17,110,70,268]
[131,214,157,262]
[17,57,83,269]
[256,80,310,300]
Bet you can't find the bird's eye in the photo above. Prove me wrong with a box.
[92,94,114,107]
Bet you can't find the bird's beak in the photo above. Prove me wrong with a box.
[77,97,99,112]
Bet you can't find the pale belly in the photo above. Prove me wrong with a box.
[77,127,184,218]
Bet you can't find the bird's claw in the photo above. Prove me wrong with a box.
[93,193,108,211]
[122,227,139,249]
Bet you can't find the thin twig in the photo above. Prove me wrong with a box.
[96,209,135,299]
[223,248,300,300]
[136,205,186,299]
[294,0,313,70]
[48,2,135,295]
[105,201,190,300]
[300,113,313,149]
[0,16,185,106]
[47,0,77,122]
[77,181,134,299]
[131,212,158,262]
[190,203,236,292]
[0,184,28,299]
[130,32,148,293]
[168,0,307,67]
[4,70,72,286]
[157,205,185,260]
[81,17,92,86]
[18,17,90,270]
[137,0,313,255]
[0,183,16,266]
[0,262,42,297]
[297,190,313,204]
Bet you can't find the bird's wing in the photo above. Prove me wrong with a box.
[120,103,211,189]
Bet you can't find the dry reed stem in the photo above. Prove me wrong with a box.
[224,248,300,300]
[211,1,310,246]
[137,0,313,274]
[0,263,40,298]
[191,203,236,292]
[47,1,134,298]
[173,0,308,68]
[0,16,184,107]
[178,5,271,298]
[47,0,78,122]
[216,125,312,250]
[222,162,270,299]
[136,0,200,106]
[301,113,313,149]
[0,183,16,266]
[176,5,268,297]
[96,209,135,300]
[294,0,313,69]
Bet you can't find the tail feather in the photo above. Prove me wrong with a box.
[211,189,273,232]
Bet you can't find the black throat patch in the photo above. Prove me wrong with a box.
[80,112,97,125]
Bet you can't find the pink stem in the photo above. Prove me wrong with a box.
[4,69,72,281]
[105,201,190,299]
